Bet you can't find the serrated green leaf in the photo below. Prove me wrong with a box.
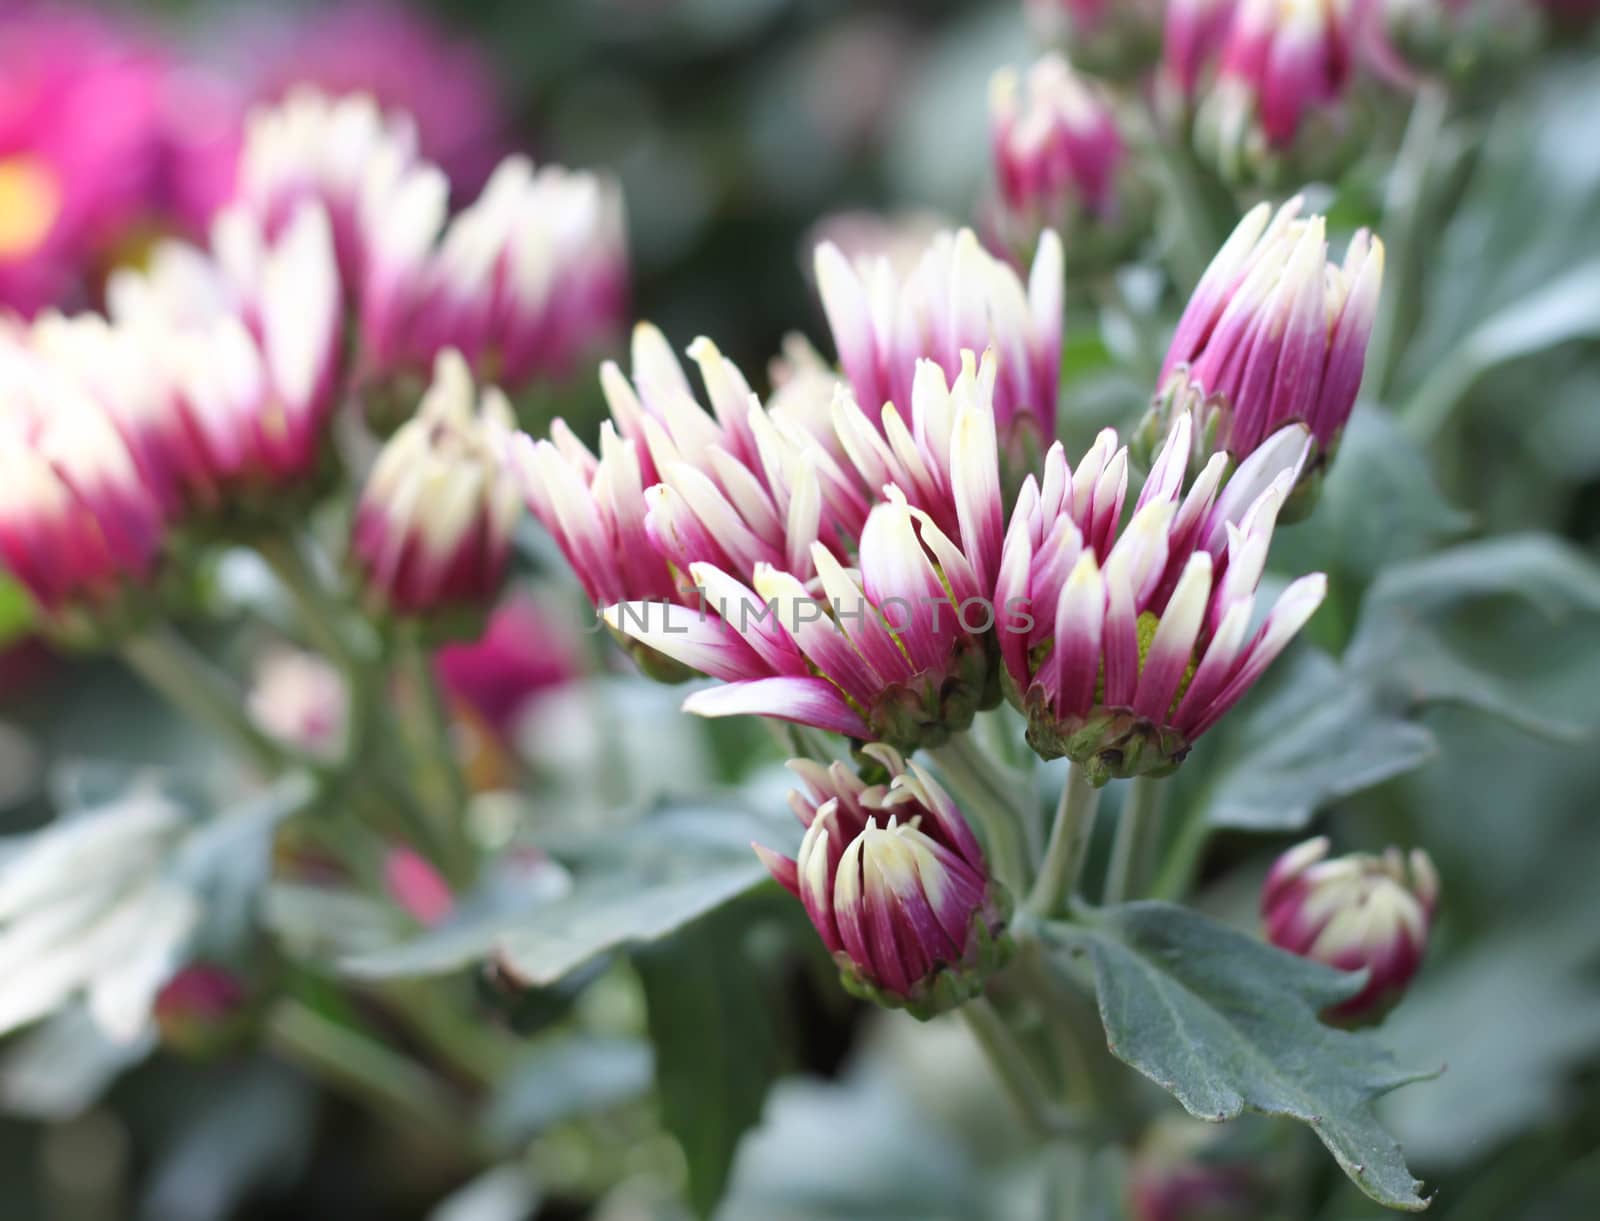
[341,803,796,984]
[636,902,786,1219]
[1191,650,1437,832]
[1054,903,1436,1212]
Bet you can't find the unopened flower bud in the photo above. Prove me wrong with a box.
[351,350,521,621]
[1143,197,1383,506]
[1128,1115,1286,1221]
[1193,0,1373,186]
[1025,0,1163,78]
[1262,836,1439,1025]
[988,56,1149,269]
[248,647,348,760]
[384,845,456,926]
[756,746,1011,1018]
[154,963,253,1060]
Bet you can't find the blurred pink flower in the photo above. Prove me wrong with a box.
[384,845,455,926]
[0,2,172,314]
[241,1,509,194]
[435,595,581,739]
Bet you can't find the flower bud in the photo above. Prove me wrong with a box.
[755,746,1011,1018]
[988,56,1149,269]
[153,963,254,1060]
[248,647,348,761]
[350,350,521,620]
[1143,197,1383,502]
[1193,0,1372,185]
[1262,836,1439,1025]
[384,845,456,926]
[1025,0,1163,78]
[1128,1115,1287,1221]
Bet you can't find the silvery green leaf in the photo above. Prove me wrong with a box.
[481,1036,652,1149]
[1054,903,1436,1212]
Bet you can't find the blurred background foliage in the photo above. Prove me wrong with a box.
[2,1,1599,1220]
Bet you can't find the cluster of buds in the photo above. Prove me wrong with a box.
[1024,0,1165,77]
[1166,0,1373,184]
[1141,197,1384,505]
[349,350,521,621]
[594,354,1007,751]
[1262,836,1439,1024]
[988,55,1148,268]
[755,746,1011,1017]
[241,91,627,408]
[997,414,1324,784]
[815,226,1063,472]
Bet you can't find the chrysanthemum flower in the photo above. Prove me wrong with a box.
[989,55,1143,265]
[1161,0,1240,106]
[1193,0,1367,182]
[815,226,1063,468]
[755,746,1011,1017]
[1146,197,1384,484]
[996,414,1325,784]
[0,327,165,619]
[99,201,344,515]
[350,351,521,618]
[1263,836,1439,1024]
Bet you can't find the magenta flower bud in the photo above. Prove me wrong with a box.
[755,746,1011,1017]
[435,594,579,740]
[1262,836,1440,1025]
[1149,198,1384,488]
[989,57,1146,267]
[351,350,521,619]
[997,414,1326,784]
[385,844,456,926]
[154,963,253,1059]
[1025,0,1164,76]
[606,354,1009,750]
[1193,0,1369,183]
[1160,0,1239,106]
[0,330,166,623]
[816,227,1063,470]
[1128,1115,1282,1221]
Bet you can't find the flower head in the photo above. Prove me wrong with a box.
[602,356,1008,750]
[0,325,166,622]
[997,415,1325,784]
[102,201,345,516]
[989,55,1143,265]
[1192,0,1369,182]
[755,746,1011,1017]
[248,647,348,761]
[1161,0,1240,106]
[153,962,253,1059]
[435,594,579,740]
[350,350,521,618]
[1262,836,1439,1024]
[815,227,1063,469]
[1146,198,1383,492]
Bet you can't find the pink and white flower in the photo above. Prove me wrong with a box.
[1161,0,1240,105]
[1263,836,1439,1024]
[815,226,1063,466]
[755,745,1010,1016]
[1151,197,1384,474]
[996,414,1325,783]
[350,350,521,617]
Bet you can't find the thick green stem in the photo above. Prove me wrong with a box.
[928,733,1030,893]
[395,627,475,887]
[1026,764,1100,919]
[1369,86,1451,400]
[122,629,286,774]
[255,534,365,671]
[1102,776,1166,906]
[961,997,1086,1140]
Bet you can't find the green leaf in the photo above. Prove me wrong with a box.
[481,1035,652,1149]
[1190,649,1436,832]
[341,802,796,984]
[1055,903,1436,1212]
[636,901,787,1218]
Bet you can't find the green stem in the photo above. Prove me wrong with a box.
[1138,97,1238,293]
[395,627,475,887]
[122,628,286,774]
[1102,776,1166,906]
[255,534,365,671]
[1369,85,1451,400]
[1149,799,1214,902]
[1026,764,1100,919]
[928,733,1030,894]
[961,997,1087,1141]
